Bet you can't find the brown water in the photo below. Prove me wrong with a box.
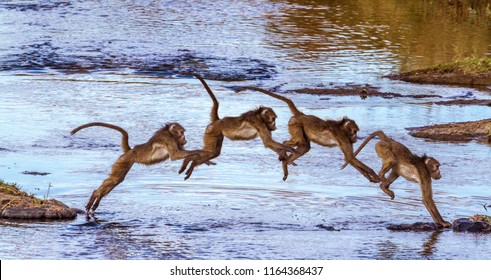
[0,0,490,260]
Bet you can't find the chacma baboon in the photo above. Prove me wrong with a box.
[235,86,380,182]
[340,130,451,228]
[71,122,201,212]
[178,74,296,180]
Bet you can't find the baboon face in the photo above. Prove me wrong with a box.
[425,157,441,180]
[342,119,359,143]
[170,123,187,146]
[260,108,278,131]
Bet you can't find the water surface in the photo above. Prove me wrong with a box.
[0,0,490,260]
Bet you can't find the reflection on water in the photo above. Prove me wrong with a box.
[268,0,491,74]
[420,231,443,258]
[0,0,490,259]
[0,0,489,83]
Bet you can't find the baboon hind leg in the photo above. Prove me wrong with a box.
[282,141,310,181]
[375,141,396,181]
[379,169,398,200]
[86,158,133,212]
[184,137,224,180]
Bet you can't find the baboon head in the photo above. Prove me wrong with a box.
[169,123,187,146]
[424,156,442,180]
[341,117,359,143]
[259,107,278,131]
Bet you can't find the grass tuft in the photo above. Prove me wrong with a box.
[430,57,491,74]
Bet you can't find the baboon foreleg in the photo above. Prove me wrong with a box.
[422,190,452,228]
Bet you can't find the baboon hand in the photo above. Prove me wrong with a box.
[278,150,288,162]
[364,170,381,183]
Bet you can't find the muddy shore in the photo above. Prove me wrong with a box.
[384,57,491,86]
[385,71,491,86]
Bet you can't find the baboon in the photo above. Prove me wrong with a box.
[340,130,451,228]
[235,86,380,182]
[178,74,296,180]
[71,122,201,212]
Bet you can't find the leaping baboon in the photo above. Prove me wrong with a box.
[236,86,380,183]
[340,130,451,228]
[71,122,201,213]
[178,74,296,180]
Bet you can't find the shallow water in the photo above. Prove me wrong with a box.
[0,0,490,260]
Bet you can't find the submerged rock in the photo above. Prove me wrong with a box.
[387,222,441,232]
[316,224,339,231]
[21,171,51,176]
[453,215,491,233]
[0,182,81,220]
[290,85,441,99]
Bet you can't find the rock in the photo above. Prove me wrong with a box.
[0,184,80,220]
[453,216,491,233]
[316,224,338,231]
[387,222,440,232]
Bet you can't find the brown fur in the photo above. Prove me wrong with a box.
[341,130,451,228]
[71,122,201,212]
[236,86,380,182]
[178,74,296,180]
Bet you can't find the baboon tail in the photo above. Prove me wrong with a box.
[184,73,220,122]
[235,86,303,117]
[340,130,387,170]
[70,122,131,153]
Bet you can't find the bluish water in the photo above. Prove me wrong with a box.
[0,0,490,260]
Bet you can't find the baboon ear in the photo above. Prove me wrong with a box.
[343,119,352,127]
[169,124,176,131]
[424,156,439,167]
[260,108,270,118]
[424,157,431,165]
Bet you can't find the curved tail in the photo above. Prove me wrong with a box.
[340,130,388,170]
[183,72,220,122]
[71,122,131,153]
[235,86,303,117]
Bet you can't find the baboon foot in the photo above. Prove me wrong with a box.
[179,159,191,174]
[184,164,197,180]
[379,182,395,200]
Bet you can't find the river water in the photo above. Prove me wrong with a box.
[0,0,490,260]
